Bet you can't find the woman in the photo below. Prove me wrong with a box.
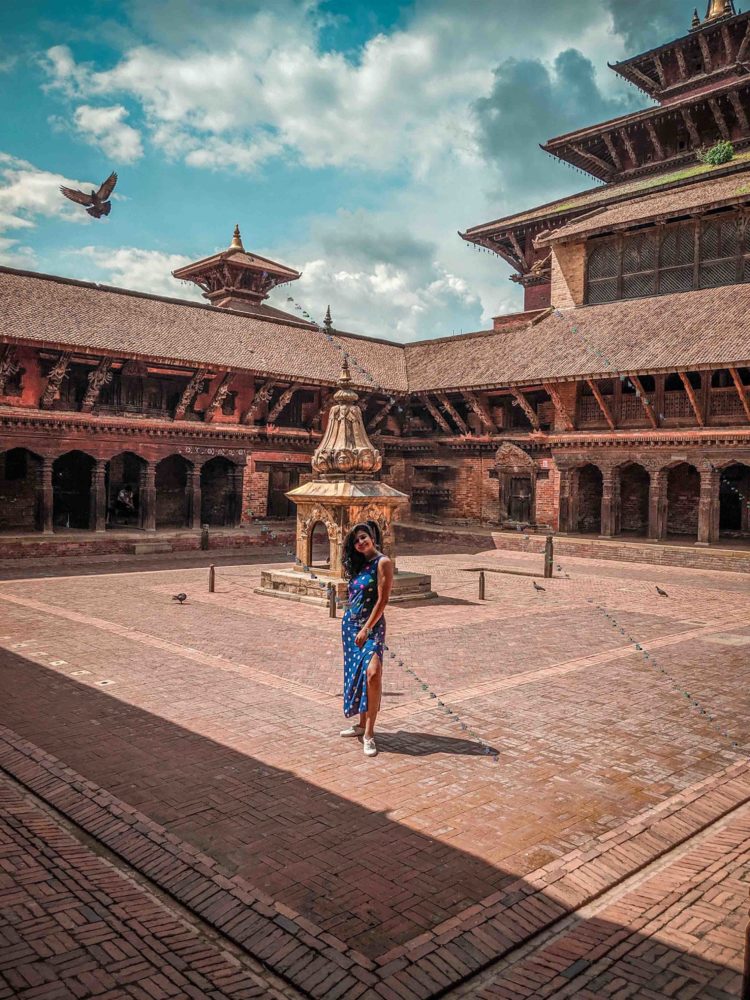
[339,521,394,757]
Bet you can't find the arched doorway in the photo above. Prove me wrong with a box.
[0,448,41,532]
[53,451,94,529]
[719,463,750,537]
[309,521,331,569]
[200,457,236,526]
[666,463,700,538]
[576,464,602,533]
[618,463,650,536]
[107,452,146,528]
[155,455,190,528]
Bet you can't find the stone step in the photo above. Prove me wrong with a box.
[131,542,173,555]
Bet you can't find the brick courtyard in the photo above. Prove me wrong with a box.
[1,541,748,998]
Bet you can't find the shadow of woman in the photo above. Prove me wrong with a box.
[375,729,499,757]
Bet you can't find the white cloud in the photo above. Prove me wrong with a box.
[70,246,203,300]
[73,104,143,162]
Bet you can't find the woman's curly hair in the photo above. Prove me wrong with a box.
[342,521,382,580]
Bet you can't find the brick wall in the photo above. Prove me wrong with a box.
[666,463,700,536]
[620,466,650,533]
[243,471,268,521]
[155,456,188,527]
[550,242,586,308]
[535,466,559,530]
[0,450,38,530]
[524,282,551,311]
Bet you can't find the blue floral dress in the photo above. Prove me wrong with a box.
[342,555,385,718]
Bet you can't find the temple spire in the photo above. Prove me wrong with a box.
[693,0,735,28]
[324,305,333,332]
[229,224,244,252]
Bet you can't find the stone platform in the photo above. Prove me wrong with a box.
[255,565,436,606]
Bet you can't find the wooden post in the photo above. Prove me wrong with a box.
[478,570,486,601]
[201,524,210,550]
[544,535,553,579]
[328,583,337,618]
[209,565,215,593]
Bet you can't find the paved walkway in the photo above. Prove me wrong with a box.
[0,545,748,997]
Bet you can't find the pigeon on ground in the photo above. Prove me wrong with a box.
[655,586,668,597]
[172,593,188,605]
[533,581,546,592]
[60,171,118,218]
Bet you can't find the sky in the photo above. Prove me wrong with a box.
[0,0,693,342]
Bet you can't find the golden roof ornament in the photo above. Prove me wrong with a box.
[702,0,734,22]
[311,359,382,480]
[692,7,701,26]
[229,224,244,252]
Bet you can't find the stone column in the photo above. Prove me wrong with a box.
[697,465,720,546]
[231,463,245,527]
[39,457,54,534]
[557,467,573,534]
[599,466,616,538]
[188,463,203,529]
[648,468,667,541]
[141,464,156,532]
[91,459,107,532]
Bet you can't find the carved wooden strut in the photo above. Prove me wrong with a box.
[81,358,113,413]
[174,368,207,420]
[0,345,20,395]
[41,352,72,408]
[204,372,234,422]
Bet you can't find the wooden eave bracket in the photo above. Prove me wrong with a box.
[543,382,575,432]
[630,374,659,429]
[510,387,541,431]
[421,394,452,434]
[435,392,469,435]
[586,378,616,431]
[678,371,705,426]
[462,390,496,432]
[729,366,750,423]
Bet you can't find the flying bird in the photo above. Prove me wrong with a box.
[655,586,669,597]
[172,593,188,605]
[60,171,118,218]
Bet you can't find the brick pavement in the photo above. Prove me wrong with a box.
[0,545,748,997]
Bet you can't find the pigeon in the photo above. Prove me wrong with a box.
[533,581,546,592]
[60,171,118,218]
[655,586,668,597]
[172,593,188,605]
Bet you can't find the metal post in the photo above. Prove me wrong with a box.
[478,570,486,601]
[544,534,554,579]
[201,523,210,550]
[209,565,215,593]
[328,583,337,618]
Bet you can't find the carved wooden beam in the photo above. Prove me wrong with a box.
[738,21,750,62]
[571,144,614,178]
[241,380,276,424]
[510,387,540,431]
[507,231,528,269]
[204,372,234,423]
[543,382,575,432]
[367,397,396,432]
[698,33,713,73]
[681,108,701,147]
[174,368,207,421]
[729,90,750,131]
[721,24,734,62]
[602,132,623,172]
[41,352,71,408]
[730,367,750,423]
[266,385,297,424]
[675,46,689,79]
[0,345,20,395]
[81,358,113,413]
[462,390,495,433]
[626,63,661,92]
[709,97,731,139]
[435,392,469,435]
[678,371,705,426]
[618,127,637,165]
[630,375,659,428]
[422,395,452,434]
[645,122,665,160]
[586,378,616,431]
[653,54,667,87]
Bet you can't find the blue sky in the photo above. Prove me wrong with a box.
[0,0,690,341]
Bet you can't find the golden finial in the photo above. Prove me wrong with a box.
[692,7,701,26]
[339,356,352,385]
[229,224,244,252]
[704,0,733,20]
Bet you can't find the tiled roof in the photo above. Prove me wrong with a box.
[542,171,750,243]
[0,268,408,391]
[461,152,750,236]
[404,285,750,391]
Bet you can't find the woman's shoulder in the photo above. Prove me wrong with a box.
[376,553,393,569]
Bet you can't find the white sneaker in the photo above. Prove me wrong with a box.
[340,723,364,737]
[363,737,378,757]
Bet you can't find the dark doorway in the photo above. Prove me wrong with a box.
[576,464,603,533]
[310,521,330,569]
[108,452,145,528]
[155,455,190,528]
[618,463,650,536]
[666,463,700,538]
[53,451,94,529]
[508,476,532,523]
[267,467,300,519]
[719,463,750,535]
[0,448,41,532]
[201,457,236,527]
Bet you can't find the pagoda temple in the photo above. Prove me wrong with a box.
[1,3,750,568]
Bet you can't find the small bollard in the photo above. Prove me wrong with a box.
[208,564,215,593]
[200,523,210,551]
[328,583,337,618]
[544,534,554,579]
[478,569,486,601]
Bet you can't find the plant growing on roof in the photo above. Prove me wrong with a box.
[697,140,734,166]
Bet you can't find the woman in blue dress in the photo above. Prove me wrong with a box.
[339,521,394,757]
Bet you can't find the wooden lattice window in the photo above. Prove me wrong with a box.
[586,242,619,304]
[659,223,694,293]
[622,233,656,299]
[700,217,740,288]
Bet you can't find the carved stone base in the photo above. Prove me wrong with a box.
[255,567,436,607]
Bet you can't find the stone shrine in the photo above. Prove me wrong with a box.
[256,360,435,606]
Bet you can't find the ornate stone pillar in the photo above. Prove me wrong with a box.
[648,467,667,541]
[91,459,108,532]
[188,462,203,529]
[141,464,156,532]
[599,466,616,538]
[39,457,54,534]
[697,464,720,546]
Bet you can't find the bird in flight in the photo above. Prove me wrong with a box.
[60,171,118,218]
